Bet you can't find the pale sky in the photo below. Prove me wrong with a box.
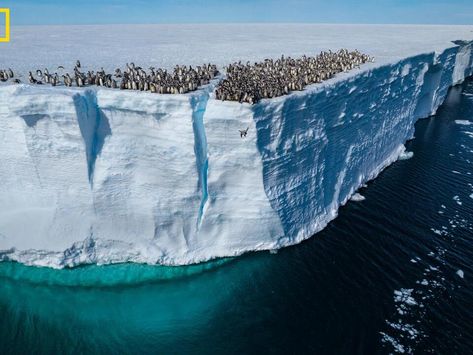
[1,0,473,25]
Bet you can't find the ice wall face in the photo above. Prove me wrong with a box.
[253,48,469,244]
[0,86,96,256]
[0,42,472,268]
[91,91,205,263]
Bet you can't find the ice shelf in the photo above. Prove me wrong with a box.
[0,26,472,268]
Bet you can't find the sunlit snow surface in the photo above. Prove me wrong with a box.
[1,24,472,76]
[0,24,473,268]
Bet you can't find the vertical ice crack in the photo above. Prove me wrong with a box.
[190,86,213,229]
[74,89,111,187]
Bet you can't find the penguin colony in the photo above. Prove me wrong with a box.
[0,49,372,103]
[215,49,373,104]
[0,68,20,84]
[1,61,219,94]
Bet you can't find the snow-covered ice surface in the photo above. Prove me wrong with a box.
[0,24,473,268]
[1,24,472,77]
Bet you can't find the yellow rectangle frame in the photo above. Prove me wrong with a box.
[0,8,10,42]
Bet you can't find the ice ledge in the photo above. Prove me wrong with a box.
[0,40,472,268]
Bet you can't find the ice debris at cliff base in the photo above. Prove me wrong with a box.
[455,120,472,125]
[399,151,414,160]
[350,193,366,202]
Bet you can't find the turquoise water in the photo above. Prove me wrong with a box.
[0,258,250,353]
[1,79,473,354]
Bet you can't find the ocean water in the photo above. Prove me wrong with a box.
[1,78,473,354]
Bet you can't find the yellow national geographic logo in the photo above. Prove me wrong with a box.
[0,8,10,42]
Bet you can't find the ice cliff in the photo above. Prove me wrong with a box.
[1,41,472,268]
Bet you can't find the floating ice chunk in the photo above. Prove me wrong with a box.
[394,288,417,306]
[455,120,472,125]
[398,151,414,160]
[351,193,366,202]
[387,321,419,340]
[410,259,417,263]
[456,269,464,278]
[470,193,473,199]
[453,196,462,205]
[380,333,405,354]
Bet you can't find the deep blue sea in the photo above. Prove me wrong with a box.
[1,78,473,354]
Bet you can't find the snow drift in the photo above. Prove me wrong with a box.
[0,41,472,268]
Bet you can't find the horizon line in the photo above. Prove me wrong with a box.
[9,22,473,27]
